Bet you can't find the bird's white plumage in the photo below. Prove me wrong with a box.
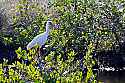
[27,20,52,50]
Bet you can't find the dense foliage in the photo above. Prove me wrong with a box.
[0,0,125,82]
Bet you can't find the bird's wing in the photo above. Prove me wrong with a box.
[27,32,49,50]
[27,39,36,50]
[37,32,49,46]
[27,33,43,50]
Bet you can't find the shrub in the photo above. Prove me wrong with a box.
[0,0,125,82]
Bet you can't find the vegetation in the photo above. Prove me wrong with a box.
[0,0,125,82]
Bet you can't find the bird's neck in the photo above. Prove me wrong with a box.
[45,24,50,33]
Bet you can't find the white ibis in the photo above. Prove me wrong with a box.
[27,19,57,56]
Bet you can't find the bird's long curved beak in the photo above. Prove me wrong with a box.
[47,19,60,30]
[53,24,60,29]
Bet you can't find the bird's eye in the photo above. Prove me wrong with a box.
[49,22,53,26]
[49,22,52,24]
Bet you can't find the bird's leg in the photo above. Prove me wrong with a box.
[37,47,43,73]
[36,47,41,65]
[38,47,41,57]
[38,46,43,62]
[39,47,43,61]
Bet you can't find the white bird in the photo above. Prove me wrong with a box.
[27,19,55,56]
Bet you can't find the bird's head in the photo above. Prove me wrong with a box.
[46,19,60,30]
[46,20,53,27]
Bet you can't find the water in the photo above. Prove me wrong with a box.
[98,70,125,83]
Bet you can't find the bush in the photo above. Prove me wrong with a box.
[0,0,125,82]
